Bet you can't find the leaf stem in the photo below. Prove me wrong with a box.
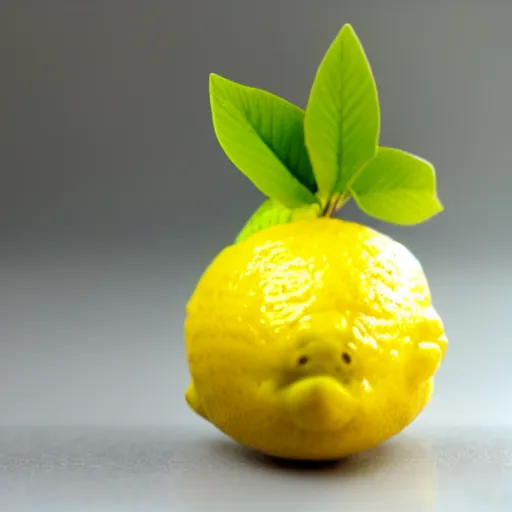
[323,195,341,216]
[321,193,352,217]
[335,193,351,211]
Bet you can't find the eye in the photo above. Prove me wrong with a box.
[297,355,309,366]
[341,352,352,364]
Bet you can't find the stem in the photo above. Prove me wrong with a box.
[322,193,352,217]
[335,193,351,211]
[323,194,341,217]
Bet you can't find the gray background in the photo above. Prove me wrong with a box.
[1,0,511,510]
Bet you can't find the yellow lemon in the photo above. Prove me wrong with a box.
[184,218,447,461]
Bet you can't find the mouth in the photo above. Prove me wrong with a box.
[294,362,354,386]
[282,375,359,432]
[296,374,355,399]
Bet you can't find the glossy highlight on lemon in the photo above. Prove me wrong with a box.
[184,218,447,460]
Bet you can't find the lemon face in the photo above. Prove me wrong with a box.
[184,218,447,460]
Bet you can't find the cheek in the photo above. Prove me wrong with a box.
[352,351,404,392]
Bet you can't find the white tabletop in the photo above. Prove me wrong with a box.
[1,425,511,511]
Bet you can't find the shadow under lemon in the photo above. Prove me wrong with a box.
[176,432,439,510]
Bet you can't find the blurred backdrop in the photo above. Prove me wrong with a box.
[1,0,511,427]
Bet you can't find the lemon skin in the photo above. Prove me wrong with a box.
[184,218,447,461]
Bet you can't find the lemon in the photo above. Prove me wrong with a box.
[184,218,447,460]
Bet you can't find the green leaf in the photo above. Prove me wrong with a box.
[350,147,444,225]
[234,199,292,243]
[234,199,321,243]
[304,24,380,200]
[210,73,318,209]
